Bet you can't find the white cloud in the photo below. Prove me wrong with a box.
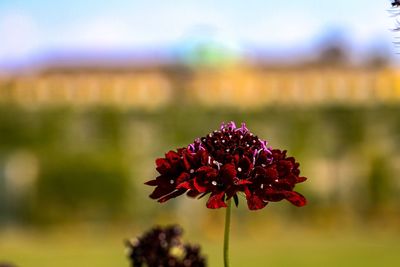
[236,11,321,46]
[0,10,41,61]
[0,0,396,65]
[53,4,235,49]
[55,17,134,48]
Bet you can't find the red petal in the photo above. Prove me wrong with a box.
[155,158,171,174]
[236,179,252,185]
[193,178,207,193]
[206,192,227,209]
[254,166,267,175]
[176,172,190,184]
[238,156,252,173]
[200,150,209,165]
[225,186,237,200]
[197,166,218,178]
[265,167,278,179]
[297,176,307,183]
[183,153,192,170]
[158,189,186,203]
[284,191,307,207]
[177,181,191,190]
[144,179,158,186]
[197,166,211,172]
[165,151,180,162]
[233,154,240,165]
[149,186,173,199]
[220,163,236,179]
[246,194,267,210]
[244,186,251,197]
[264,189,286,202]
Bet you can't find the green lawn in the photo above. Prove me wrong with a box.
[1,228,399,267]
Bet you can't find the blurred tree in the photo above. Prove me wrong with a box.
[85,107,125,149]
[0,105,399,227]
[33,153,131,224]
[358,154,394,219]
[367,156,392,207]
[0,161,6,225]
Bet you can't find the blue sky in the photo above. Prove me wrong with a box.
[0,0,396,67]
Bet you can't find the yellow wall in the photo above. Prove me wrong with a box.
[1,67,399,108]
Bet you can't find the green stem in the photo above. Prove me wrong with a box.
[223,199,232,267]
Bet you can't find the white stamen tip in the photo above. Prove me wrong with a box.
[261,164,266,167]
[190,169,194,174]
[275,179,279,182]
[260,184,264,189]
[211,181,217,186]
[170,180,174,184]
[226,149,230,152]
[240,135,243,139]
[214,140,217,143]
[246,144,250,147]
[238,167,242,172]
[222,140,225,143]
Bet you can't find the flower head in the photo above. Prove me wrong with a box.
[145,122,307,210]
[126,225,206,267]
[393,0,400,7]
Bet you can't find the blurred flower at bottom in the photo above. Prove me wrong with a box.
[126,225,206,267]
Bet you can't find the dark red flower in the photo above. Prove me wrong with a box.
[146,122,307,210]
[393,0,400,7]
[126,225,206,267]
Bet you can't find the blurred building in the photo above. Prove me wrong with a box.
[1,63,399,108]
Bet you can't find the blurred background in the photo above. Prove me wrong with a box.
[1,0,400,266]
